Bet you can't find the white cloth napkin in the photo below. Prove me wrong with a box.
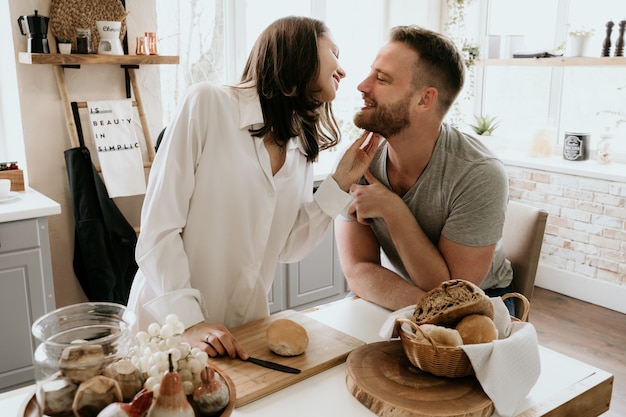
[87,100,146,197]
[379,297,541,417]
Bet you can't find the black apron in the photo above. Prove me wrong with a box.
[64,101,138,304]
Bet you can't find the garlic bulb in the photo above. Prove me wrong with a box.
[192,366,230,415]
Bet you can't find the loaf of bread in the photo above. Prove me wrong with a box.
[411,279,494,327]
[266,319,309,356]
[417,324,463,347]
[455,314,498,344]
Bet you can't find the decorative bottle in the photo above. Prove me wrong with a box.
[596,128,612,164]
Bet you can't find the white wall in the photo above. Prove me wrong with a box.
[7,0,162,307]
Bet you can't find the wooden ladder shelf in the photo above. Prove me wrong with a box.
[19,52,179,169]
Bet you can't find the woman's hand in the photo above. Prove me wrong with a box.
[332,131,381,192]
[184,321,249,360]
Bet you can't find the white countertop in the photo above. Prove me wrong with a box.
[314,143,626,183]
[0,188,61,223]
[1,297,612,417]
[497,150,626,183]
[233,298,607,417]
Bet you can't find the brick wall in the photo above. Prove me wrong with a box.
[506,166,626,286]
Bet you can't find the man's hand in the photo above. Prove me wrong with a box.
[348,170,402,225]
[184,321,248,359]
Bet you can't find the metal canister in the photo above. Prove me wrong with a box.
[562,132,590,161]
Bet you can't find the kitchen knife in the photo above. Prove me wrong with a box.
[246,356,301,374]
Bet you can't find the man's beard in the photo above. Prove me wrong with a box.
[353,93,412,138]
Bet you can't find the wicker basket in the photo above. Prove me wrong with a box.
[0,169,25,191]
[395,292,529,378]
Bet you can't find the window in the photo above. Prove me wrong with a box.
[0,1,26,164]
[474,0,626,162]
[155,0,624,168]
[154,0,437,159]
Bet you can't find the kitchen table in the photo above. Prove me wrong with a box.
[3,297,613,417]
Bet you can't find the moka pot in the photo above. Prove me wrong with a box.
[17,10,50,53]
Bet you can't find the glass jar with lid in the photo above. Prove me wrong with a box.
[76,28,92,54]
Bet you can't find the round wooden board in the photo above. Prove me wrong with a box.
[346,341,494,417]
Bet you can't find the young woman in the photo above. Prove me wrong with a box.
[126,16,380,359]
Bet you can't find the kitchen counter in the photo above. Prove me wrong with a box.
[0,188,61,223]
[234,298,613,417]
[3,297,613,417]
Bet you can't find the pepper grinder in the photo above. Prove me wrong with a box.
[602,20,613,57]
[615,20,625,57]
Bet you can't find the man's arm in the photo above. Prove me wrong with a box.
[438,236,496,284]
[334,217,423,311]
[383,201,496,290]
[344,171,497,297]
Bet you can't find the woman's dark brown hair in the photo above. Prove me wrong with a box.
[240,16,341,161]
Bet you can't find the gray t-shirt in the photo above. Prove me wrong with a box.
[355,123,513,290]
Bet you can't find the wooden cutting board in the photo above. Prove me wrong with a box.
[209,310,365,407]
[346,341,494,417]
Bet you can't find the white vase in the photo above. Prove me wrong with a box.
[478,134,504,152]
[567,35,590,57]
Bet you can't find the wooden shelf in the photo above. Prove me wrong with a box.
[19,52,179,66]
[477,56,626,67]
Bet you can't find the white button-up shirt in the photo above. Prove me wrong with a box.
[126,82,351,331]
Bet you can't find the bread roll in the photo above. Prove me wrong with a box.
[417,324,463,347]
[455,314,498,344]
[411,279,494,327]
[266,319,309,356]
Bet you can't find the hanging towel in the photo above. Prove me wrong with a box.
[87,100,146,197]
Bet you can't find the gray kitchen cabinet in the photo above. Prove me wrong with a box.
[286,223,346,309]
[0,217,56,392]
[269,223,347,313]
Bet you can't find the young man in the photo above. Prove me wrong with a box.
[335,26,513,312]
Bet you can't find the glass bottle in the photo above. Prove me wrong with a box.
[597,129,612,164]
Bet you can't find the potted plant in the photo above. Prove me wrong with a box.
[566,25,595,56]
[470,114,500,136]
[57,38,72,54]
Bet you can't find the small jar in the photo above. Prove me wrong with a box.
[562,132,590,161]
[76,28,92,54]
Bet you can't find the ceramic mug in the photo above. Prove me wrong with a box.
[0,179,11,198]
